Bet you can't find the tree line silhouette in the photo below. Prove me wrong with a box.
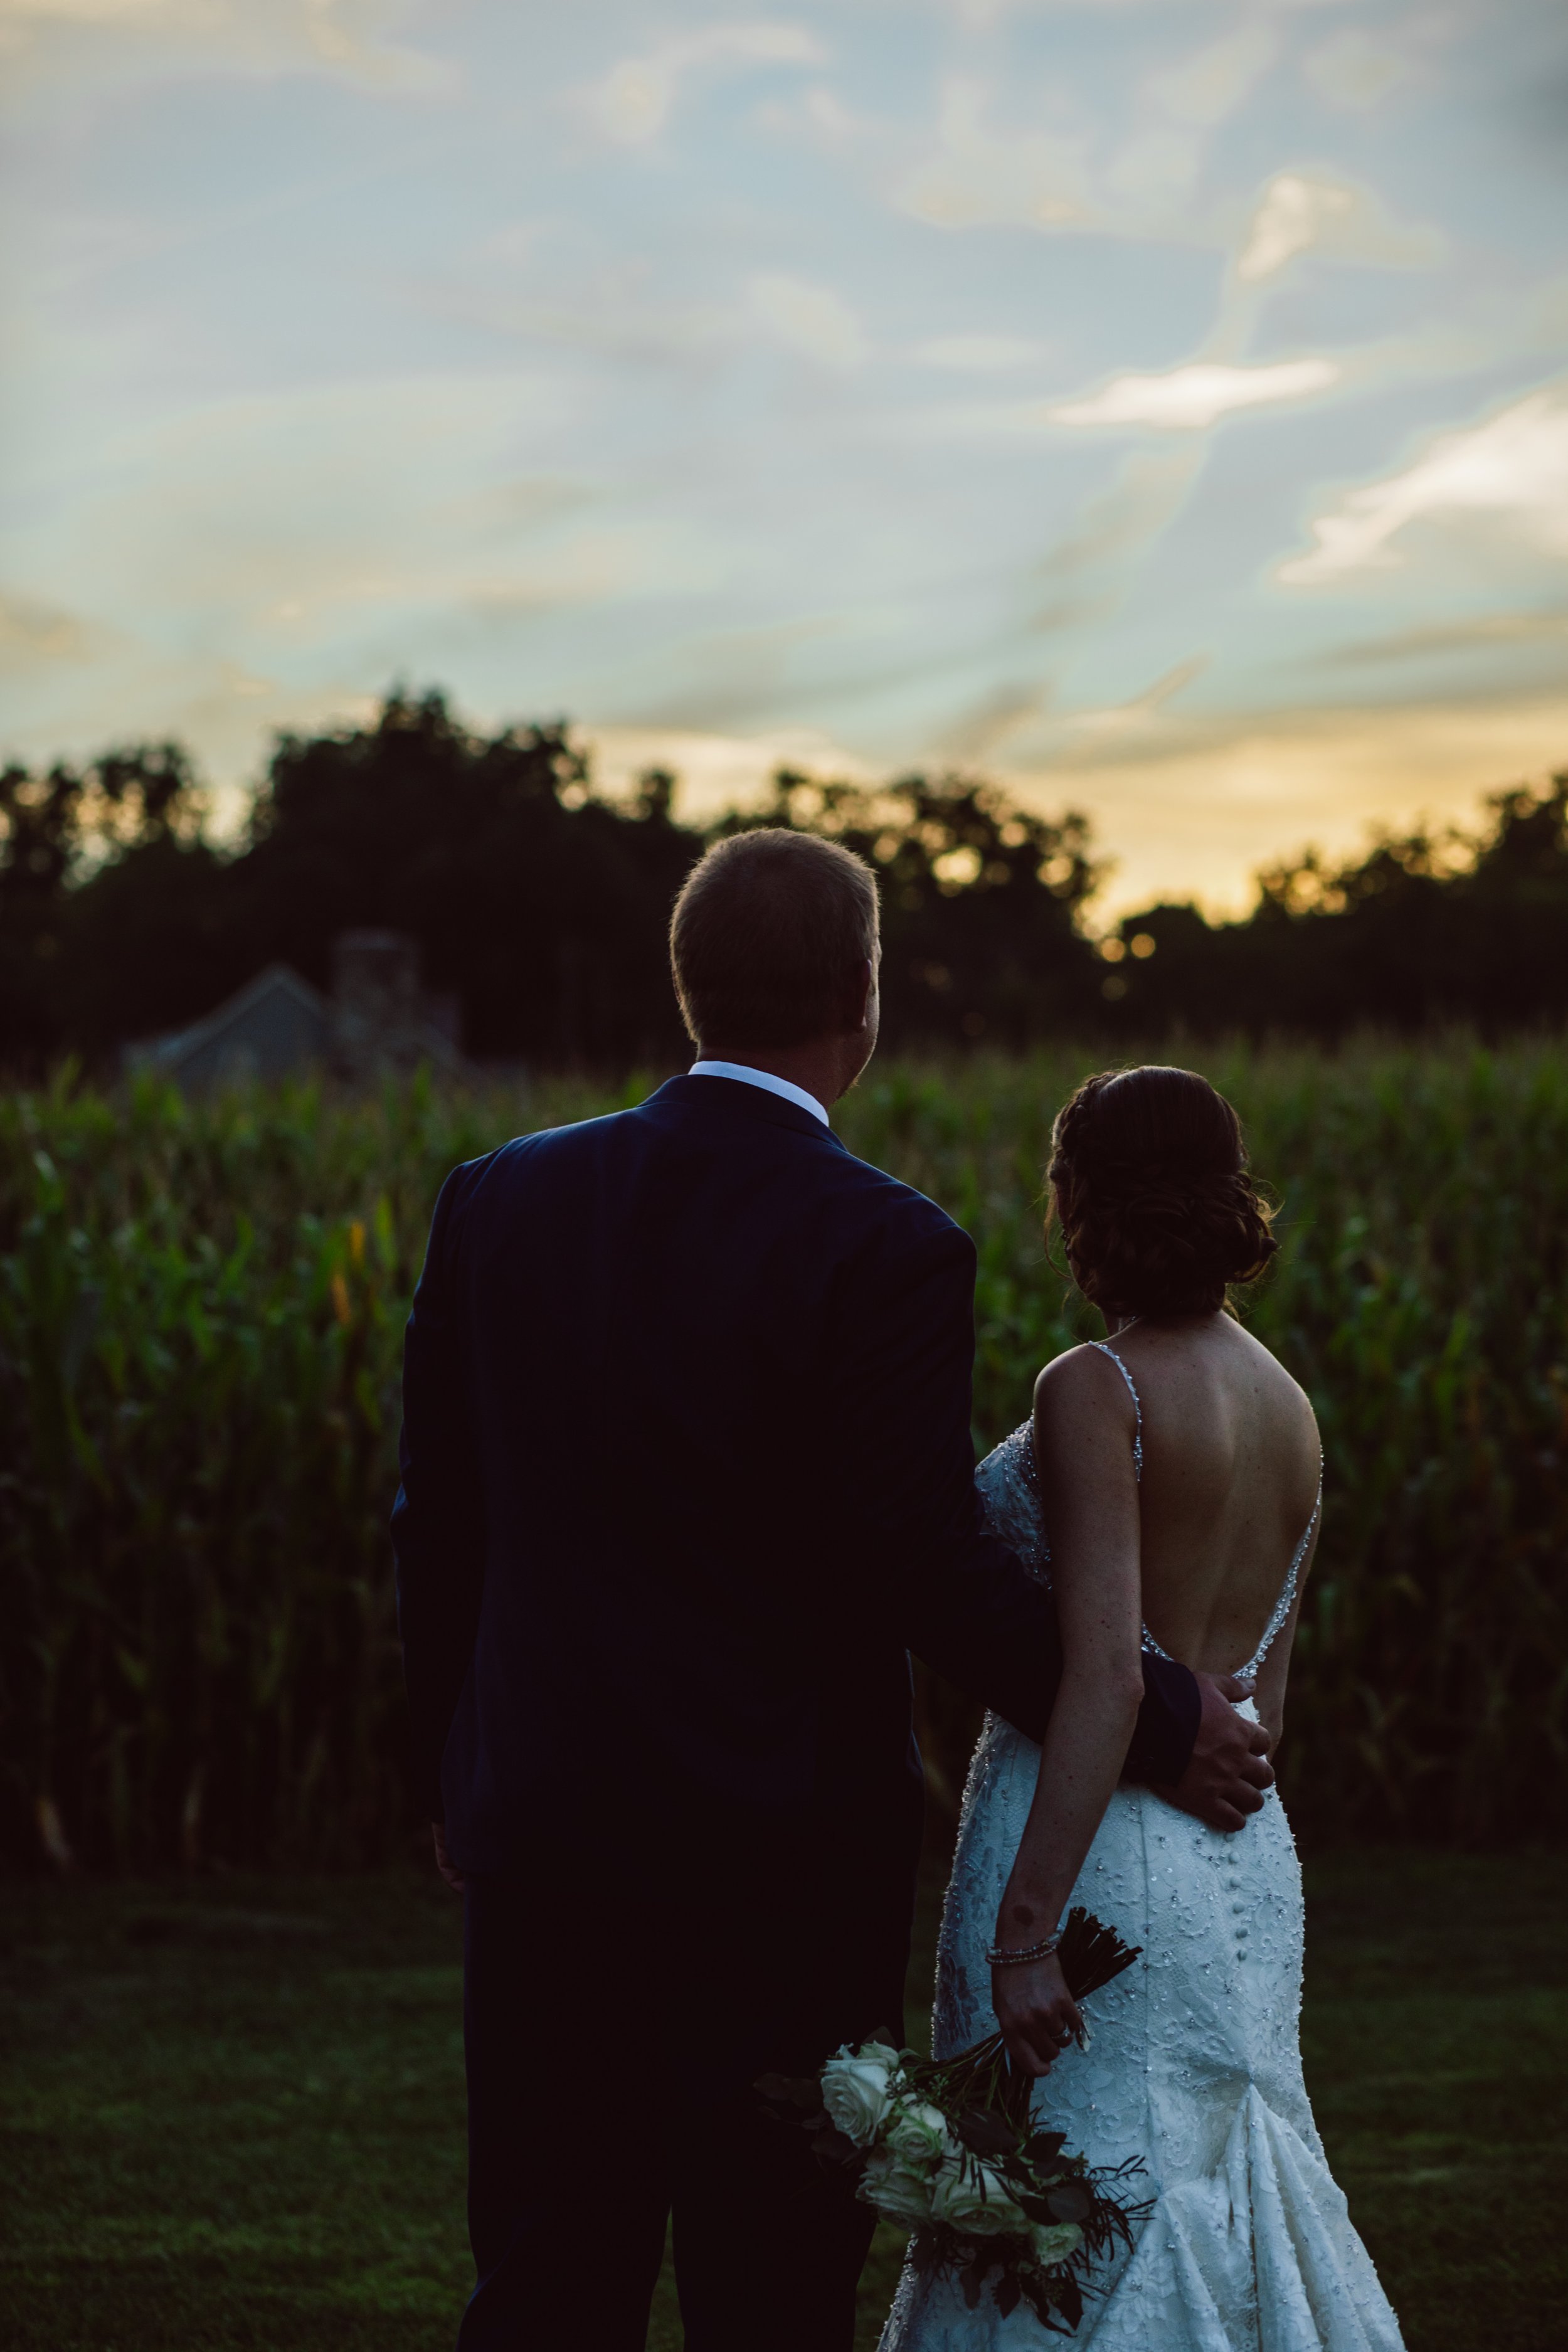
[3,688,1565,1074]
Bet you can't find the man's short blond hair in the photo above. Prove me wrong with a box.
[670,828,879,1051]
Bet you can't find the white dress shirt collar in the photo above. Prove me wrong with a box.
[687,1059,830,1126]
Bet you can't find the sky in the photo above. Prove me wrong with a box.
[3,0,1566,918]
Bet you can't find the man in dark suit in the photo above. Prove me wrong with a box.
[393,829,1272,2351]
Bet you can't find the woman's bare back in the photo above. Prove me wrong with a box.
[1039,1312,1321,1706]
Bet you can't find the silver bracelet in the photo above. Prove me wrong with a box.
[986,1931,1060,1968]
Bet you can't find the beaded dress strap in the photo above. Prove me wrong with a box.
[1086,1338,1163,1666]
[1234,1463,1323,1685]
[1087,1339,1143,1484]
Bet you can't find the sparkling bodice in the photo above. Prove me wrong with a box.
[973,1422,1048,1576]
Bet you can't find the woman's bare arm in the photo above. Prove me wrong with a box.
[991,1348,1146,2077]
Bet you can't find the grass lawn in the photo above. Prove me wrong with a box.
[1,1848,1563,2350]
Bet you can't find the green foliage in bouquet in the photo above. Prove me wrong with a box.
[758,1910,1146,2333]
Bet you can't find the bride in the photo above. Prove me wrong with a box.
[883,1066,1404,2351]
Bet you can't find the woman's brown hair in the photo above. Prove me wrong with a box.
[1048,1065,1277,1319]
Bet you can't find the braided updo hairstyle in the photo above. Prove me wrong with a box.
[1048,1065,1277,1318]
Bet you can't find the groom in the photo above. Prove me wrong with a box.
[393,829,1272,2352]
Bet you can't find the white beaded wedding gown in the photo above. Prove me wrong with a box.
[882,1342,1404,2352]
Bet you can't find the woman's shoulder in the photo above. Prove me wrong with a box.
[1227,1320,1320,1440]
[1032,1340,1142,1434]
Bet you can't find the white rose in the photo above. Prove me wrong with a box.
[859,2146,938,2227]
[929,2161,1027,2237]
[884,2099,954,2172]
[820,2043,901,2147]
[1028,2221,1083,2269]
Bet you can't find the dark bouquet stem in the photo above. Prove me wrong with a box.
[1055,1904,1143,2005]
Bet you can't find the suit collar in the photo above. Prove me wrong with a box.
[648,1073,849,1150]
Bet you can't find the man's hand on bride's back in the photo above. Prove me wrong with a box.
[432,1821,465,1892]
[1157,1673,1274,1832]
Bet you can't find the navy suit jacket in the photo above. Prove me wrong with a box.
[392,1076,1199,2009]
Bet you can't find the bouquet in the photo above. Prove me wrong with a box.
[758,1909,1147,2331]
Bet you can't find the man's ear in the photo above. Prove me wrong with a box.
[845,955,876,1031]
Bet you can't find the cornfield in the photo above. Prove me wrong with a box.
[3,1043,1565,1870]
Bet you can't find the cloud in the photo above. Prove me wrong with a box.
[748,273,868,368]
[1049,358,1338,431]
[583,21,822,145]
[11,370,682,665]
[0,588,113,672]
[890,80,1446,267]
[1030,447,1203,632]
[1066,654,1207,741]
[1146,21,1280,129]
[441,281,736,369]
[1321,609,1568,667]
[622,615,844,732]
[913,334,1046,373]
[1239,175,1349,280]
[1100,125,1204,209]
[1237,171,1442,281]
[895,77,1091,230]
[1281,387,1568,583]
[0,0,217,24]
[0,0,458,93]
[933,681,1052,766]
[1303,24,1438,114]
[1098,21,1281,211]
[0,618,384,812]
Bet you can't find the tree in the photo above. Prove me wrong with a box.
[1,743,203,1068]
[230,691,701,1062]
[4,691,1564,1073]
[1099,775,1568,1039]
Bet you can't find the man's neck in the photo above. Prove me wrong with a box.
[697,1039,856,1110]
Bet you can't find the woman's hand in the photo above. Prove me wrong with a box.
[992,1950,1083,2078]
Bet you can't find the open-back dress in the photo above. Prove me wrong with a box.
[881,1343,1404,2352]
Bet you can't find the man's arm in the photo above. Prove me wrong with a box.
[822,1214,1202,1784]
[390,1159,489,1829]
